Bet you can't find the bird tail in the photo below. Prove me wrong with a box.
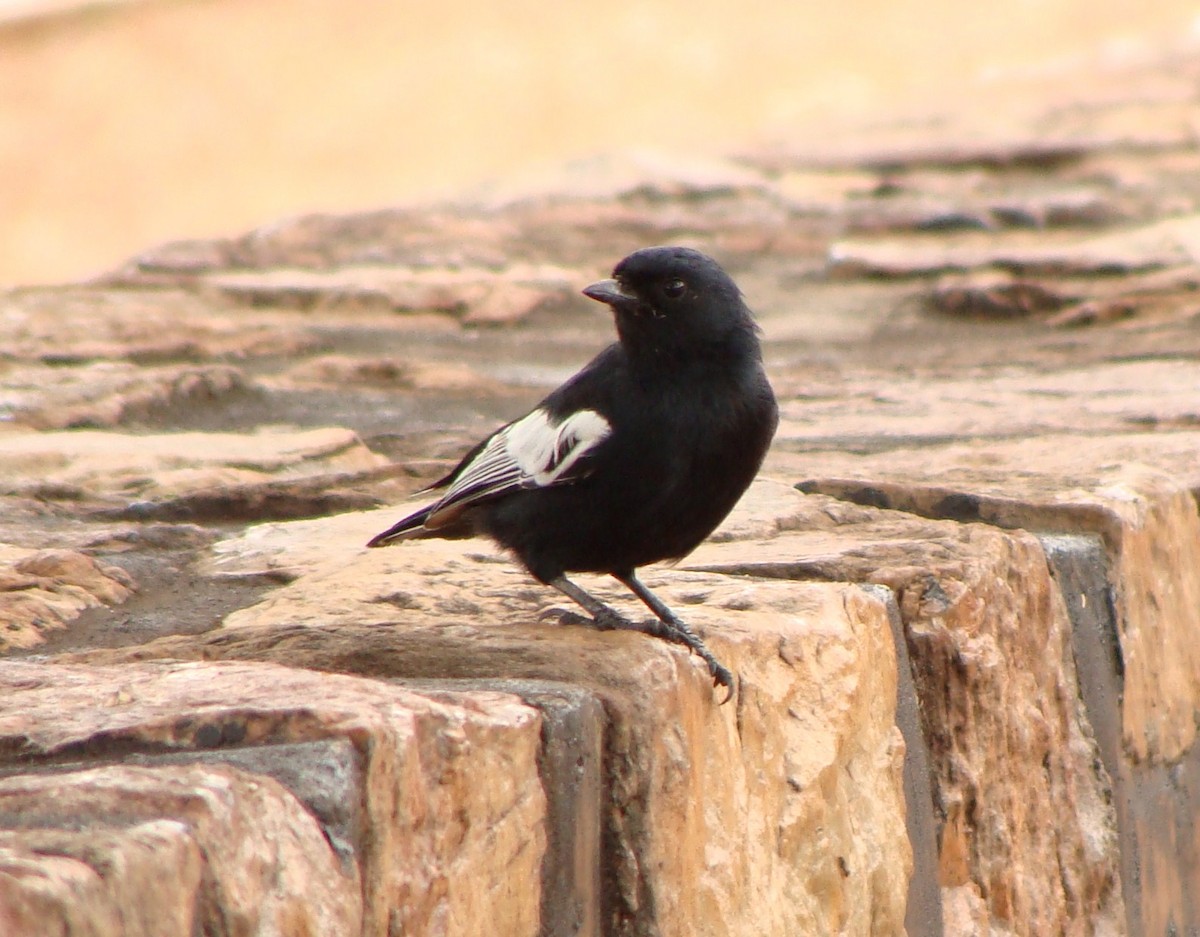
[366,504,436,548]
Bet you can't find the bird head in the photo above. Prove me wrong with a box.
[582,246,757,358]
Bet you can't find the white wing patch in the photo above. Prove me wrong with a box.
[426,408,610,525]
[505,409,611,485]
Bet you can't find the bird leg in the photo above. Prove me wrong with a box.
[614,571,735,701]
[544,573,735,701]
[545,576,673,639]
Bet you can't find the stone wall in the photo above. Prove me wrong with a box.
[4,45,1200,936]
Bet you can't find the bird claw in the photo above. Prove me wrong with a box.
[676,637,735,702]
[638,619,729,700]
[540,605,647,633]
[631,617,675,640]
[539,608,735,703]
[709,660,736,704]
[538,606,592,627]
[592,608,641,632]
[657,623,736,704]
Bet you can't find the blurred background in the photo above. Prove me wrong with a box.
[2,0,1198,286]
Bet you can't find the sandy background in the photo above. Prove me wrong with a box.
[2,0,1198,286]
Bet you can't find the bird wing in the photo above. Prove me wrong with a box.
[424,407,611,528]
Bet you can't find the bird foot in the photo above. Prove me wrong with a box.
[654,623,735,702]
[538,606,591,628]
[681,642,734,702]
[539,606,661,635]
[539,608,734,703]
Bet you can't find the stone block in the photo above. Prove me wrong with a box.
[0,764,359,937]
[689,497,1124,936]
[64,536,913,937]
[0,660,546,937]
[792,432,1200,766]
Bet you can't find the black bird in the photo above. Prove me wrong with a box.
[368,246,778,698]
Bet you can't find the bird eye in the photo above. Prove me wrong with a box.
[662,278,687,299]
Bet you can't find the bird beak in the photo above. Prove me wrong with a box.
[582,278,639,313]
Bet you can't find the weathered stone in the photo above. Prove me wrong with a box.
[0,659,547,937]
[193,478,814,598]
[103,469,403,524]
[0,548,135,653]
[0,764,361,937]
[282,353,504,393]
[869,585,944,937]
[1044,297,1137,327]
[5,29,1200,936]
[223,207,516,271]
[406,679,604,937]
[125,237,236,275]
[828,181,1124,238]
[773,360,1200,448]
[0,286,316,364]
[930,264,1200,326]
[113,738,365,866]
[476,149,773,208]
[791,431,1200,765]
[0,426,389,504]
[204,262,580,324]
[65,532,913,936]
[79,523,216,555]
[0,819,203,937]
[743,48,1200,177]
[931,272,1072,318]
[687,501,1124,936]
[0,362,253,430]
[829,213,1200,278]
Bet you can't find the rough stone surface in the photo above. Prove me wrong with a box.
[0,426,389,503]
[0,287,318,365]
[0,764,361,937]
[0,362,255,431]
[688,500,1124,935]
[0,659,547,937]
[65,561,912,937]
[791,433,1200,766]
[412,680,604,937]
[202,262,582,324]
[0,548,135,652]
[0,819,203,937]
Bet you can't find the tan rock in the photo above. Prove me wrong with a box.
[281,353,503,393]
[942,884,992,937]
[931,271,1072,318]
[930,266,1200,326]
[0,286,316,364]
[746,48,1200,174]
[8,41,1200,936]
[0,659,547,937]
[790,431,1200,765]
[204,262,580,324]
[243,207,516,270]
[0,547,135,653]
[474,148,772,208]
[689,503,1124,936]
[195,476,805,582]
[195,503,393,580]
[0,820,202,937]
[829,214,1200,277]
[773,361,1200,452]
[0,764,360,937]
[0,426,388,503]
[65,507,913,936]
[0,361,251,431]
